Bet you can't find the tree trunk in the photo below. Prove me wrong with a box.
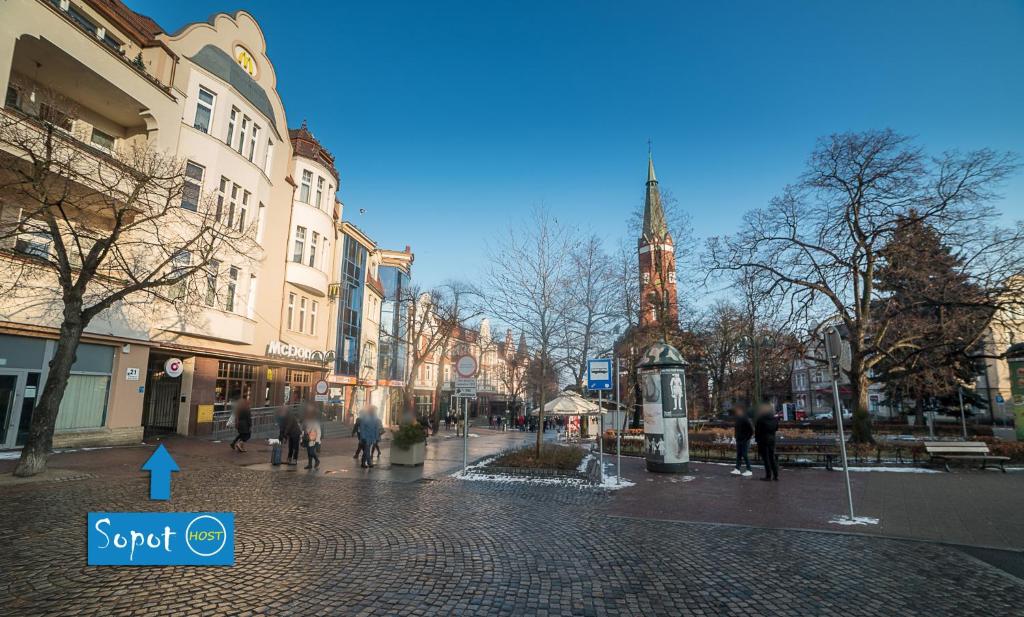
[849,368,874,444]
[15,317,85,477]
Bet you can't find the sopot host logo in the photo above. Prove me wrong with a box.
[88,512,234,566]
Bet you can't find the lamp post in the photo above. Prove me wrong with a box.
[824,327,855,522]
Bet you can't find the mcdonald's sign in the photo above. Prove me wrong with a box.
[234,45,257,78]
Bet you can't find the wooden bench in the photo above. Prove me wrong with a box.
[925,441,1009,473]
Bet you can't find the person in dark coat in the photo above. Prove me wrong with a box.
[230,399,252,453]
[352,411,364,460]
[282,411,302,465]
[731,405,754,476]
[754,403,779,481]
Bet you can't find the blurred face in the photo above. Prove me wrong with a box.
[733,407,745,418]
[757,404,773,417]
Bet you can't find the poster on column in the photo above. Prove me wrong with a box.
[660,368,689,464]
[641,369,664,462]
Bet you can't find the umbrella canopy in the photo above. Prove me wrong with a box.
[531,390,602,416]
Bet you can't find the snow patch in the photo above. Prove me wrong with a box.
[841,466,940,474]
[829,515,880,526]
[452,455,634,490]
[0,445,120,460]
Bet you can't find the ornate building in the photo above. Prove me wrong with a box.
[638,155,678,327]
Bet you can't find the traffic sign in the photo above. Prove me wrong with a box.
[314,379,329,402]
[455,355,477,378]
[587,358,613,391]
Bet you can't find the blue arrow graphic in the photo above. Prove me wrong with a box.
[141,444,179,501]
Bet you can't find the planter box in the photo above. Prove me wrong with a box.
[391,441,426,466]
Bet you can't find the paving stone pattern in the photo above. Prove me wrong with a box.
[0,467,1020,616]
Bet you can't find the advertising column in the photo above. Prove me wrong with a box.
[638,342,689,473]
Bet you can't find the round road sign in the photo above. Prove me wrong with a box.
[164,358,184,378]
[455,355,477,378]
[314,379,329,396]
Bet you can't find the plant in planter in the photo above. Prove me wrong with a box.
[391,423,427,466]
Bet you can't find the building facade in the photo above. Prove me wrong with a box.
[638,155,677,328]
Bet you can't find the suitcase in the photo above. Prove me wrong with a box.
[271,443,282,466]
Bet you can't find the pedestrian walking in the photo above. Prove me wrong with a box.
[754,403,780,481]
[357,405,383,469]
[302,403,322,470]
[731,405,754,477]
[230,399,252,452]
[351,409,364,460]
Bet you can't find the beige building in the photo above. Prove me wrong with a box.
[0,2,341,447]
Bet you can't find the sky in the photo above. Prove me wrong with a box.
[135,0,1024,289]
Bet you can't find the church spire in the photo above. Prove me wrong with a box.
[641,153,669,245]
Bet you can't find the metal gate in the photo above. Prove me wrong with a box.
[143,374,180,432]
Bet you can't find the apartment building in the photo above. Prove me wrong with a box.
[0,2,343,447]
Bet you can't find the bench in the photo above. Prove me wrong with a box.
[924,441,1009,473]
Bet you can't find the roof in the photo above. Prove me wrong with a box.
[290,121,340,182]
[189,45,278,133]
[87,0,163,42]
[366,274,385,297]
[640,154,670,246]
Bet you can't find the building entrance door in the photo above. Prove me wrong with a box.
[143,372,181,434]
[0,372,26,450]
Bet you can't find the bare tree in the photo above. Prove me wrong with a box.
[706,130,1022,442]
[488,206,572,455]
[0,101,255,476]
[560,234,618,389]
[400,281,481,426]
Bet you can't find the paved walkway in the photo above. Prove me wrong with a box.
[1,434,1021,615]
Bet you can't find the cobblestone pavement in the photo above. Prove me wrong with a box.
[2,459,1022,616]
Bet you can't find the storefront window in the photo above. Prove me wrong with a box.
[56,375,110,429]
[286,369,313,404]
[215,361,256,410]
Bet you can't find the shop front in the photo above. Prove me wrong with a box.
[0,332,148,449]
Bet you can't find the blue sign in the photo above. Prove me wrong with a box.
[88,512,234,566]
[587,358,613,391]
[141,444,179,501]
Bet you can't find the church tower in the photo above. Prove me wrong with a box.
[637,154,678,327]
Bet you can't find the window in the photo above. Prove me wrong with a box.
[247,274,257,319]
[237,115,249,154]
[315,176,324,209]
[57,374,110,429]
[292,226,306,263]
[298,297,307,332]
[248,124,260,162]
[263,139,273,174]
[182,161,204,211]
[310,301,318,335]
[170,250,191,299]
[226,266,239,312]
[226,107,238,146]
[215,361,256,410]
[193,87,215,133]
[205,259,220,307]
[5,85,20,110]
[299,170,312,204]
[39,104,72,132]
[89,128,114,151]
[287,293,296,330]
[227,183,239,227]
[308,231,318,268]
[15,231,52,260]
[215,177,228,221]
[239,190,250,231]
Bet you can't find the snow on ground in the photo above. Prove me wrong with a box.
[829,515,880,526]
[0,445,128,460]
[452,454,634,490]
[840,466,941,474]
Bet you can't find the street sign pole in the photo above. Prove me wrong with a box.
[615,356,621,486]
[462,396,469,472]
[598,389,604,484]
[958,386,968,440]
[825,327,856,522]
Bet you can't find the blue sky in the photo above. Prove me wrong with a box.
[136,0,1024,288]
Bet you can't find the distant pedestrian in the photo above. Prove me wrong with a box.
[230,399,252,453]
[302,403,322,470]
[352,410,365,460]
[731,405,754,477]
[357,405,383,469]
[754,403,779,481]
[282,410,302,465]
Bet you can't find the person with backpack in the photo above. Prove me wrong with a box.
[230,399,252,453]
[754,403,780,481]
[731,405,754,477]
[302,403,322,470]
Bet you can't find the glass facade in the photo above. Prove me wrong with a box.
[335,233,367,376]
[377,265,410,383]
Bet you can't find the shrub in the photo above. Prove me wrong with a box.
[488,445,587,470]
[392,423,427,449]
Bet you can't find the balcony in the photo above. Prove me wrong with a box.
[285,260,329,297]
[164,308,256,345]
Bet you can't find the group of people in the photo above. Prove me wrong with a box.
[351,406,383,469]
[731,403,780,481]
[228,400,322,470]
